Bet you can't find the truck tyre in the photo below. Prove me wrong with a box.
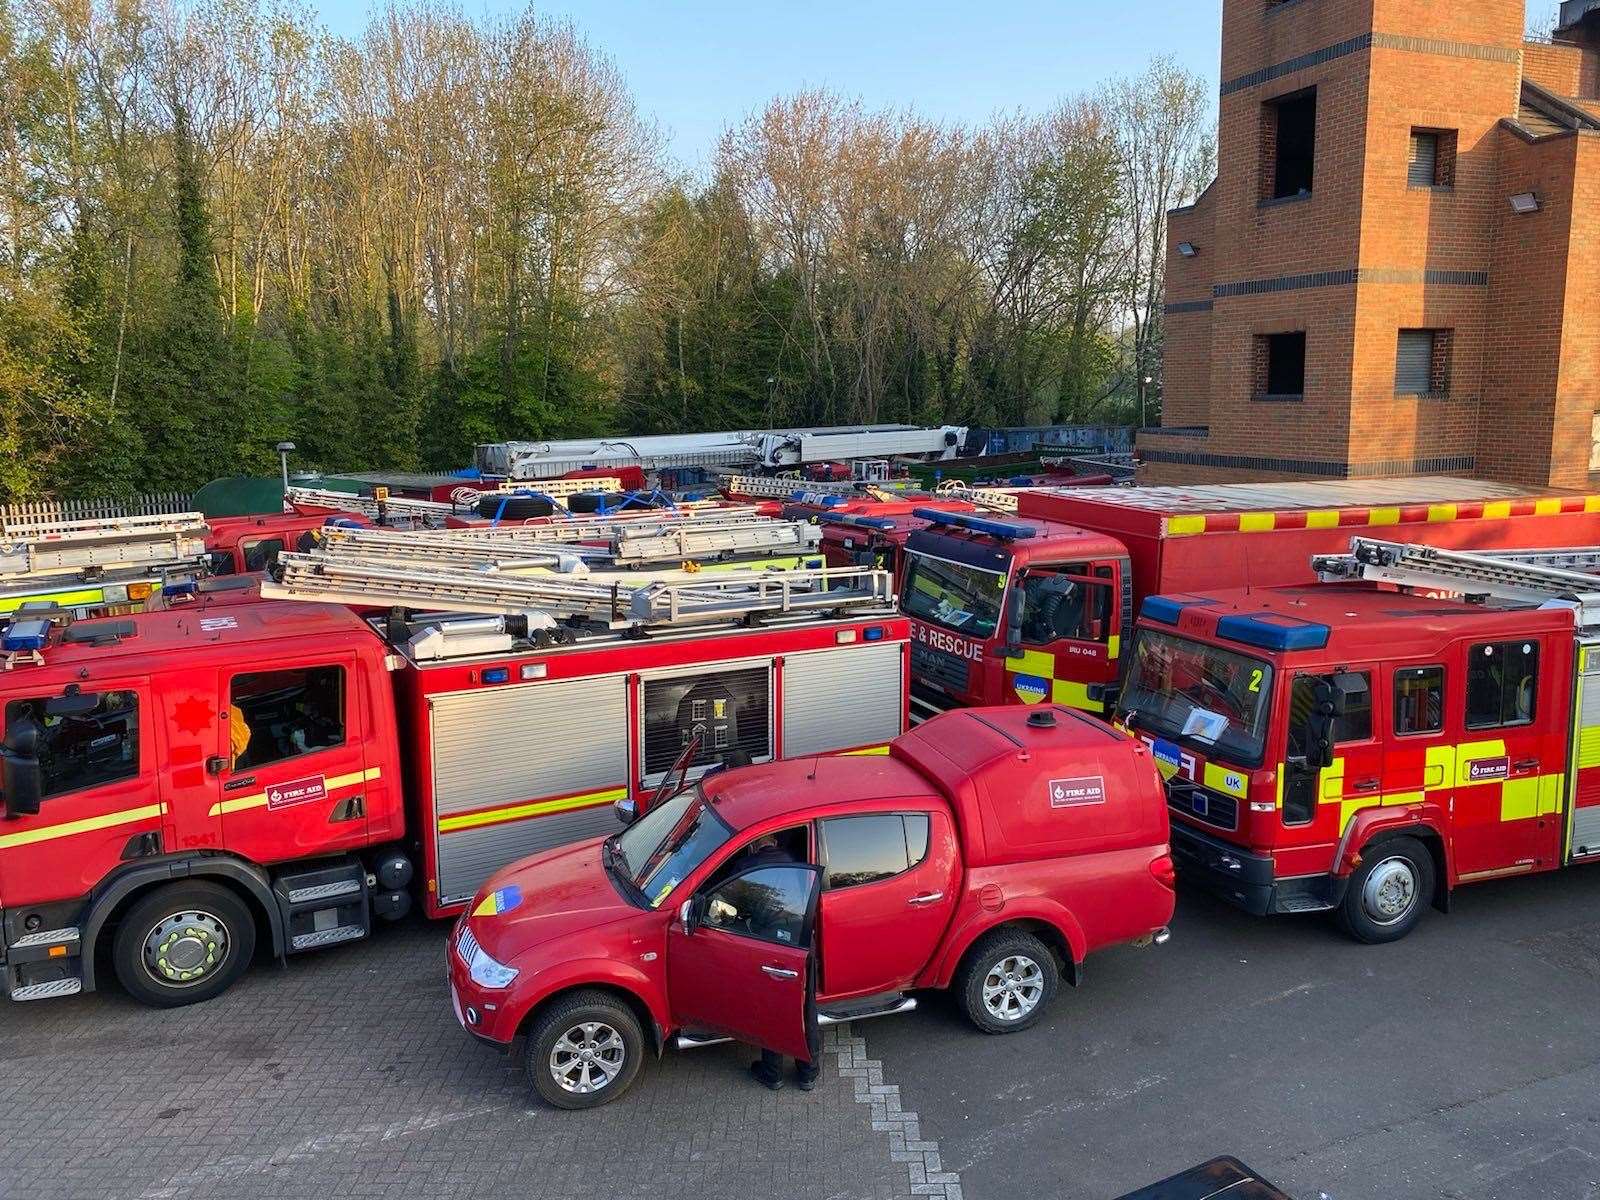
[111,881,257,1008]
[956,930,1060,1035]
[1337,835,1434,944]
[565,492,605,514]
[526,990,645,1110]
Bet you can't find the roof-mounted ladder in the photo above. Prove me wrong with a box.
[284,477,628,519]
[0,511,209,581]
[263,550,892,630]
[1315,538,1600,627]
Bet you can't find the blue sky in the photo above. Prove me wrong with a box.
[307,1,1224,171]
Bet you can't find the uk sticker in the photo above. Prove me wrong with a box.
[1466,757,1510,783]
[1049,776,1107,808]
[266,774,328,811]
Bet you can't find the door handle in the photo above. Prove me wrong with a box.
[1514,758,1540,772]
[1352,779,1380,793]
[908,892,945,906]
[223,775,257,792]
[761,965,799,980]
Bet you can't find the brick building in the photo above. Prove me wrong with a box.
[1140,0,1600,487]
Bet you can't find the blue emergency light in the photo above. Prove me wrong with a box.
[911,508,1037,540]
[163,578,198,598]
[864,626,885,641]
[482,667,511,684]
[2,619,52,653]
[1140,595,1217,626]
[791,491,847,508]
[819,513,897,532]
[1216,613,1331,653]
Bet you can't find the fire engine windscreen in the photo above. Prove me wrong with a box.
[901,553,1004,638]
[1119,631,1275,766]
[614,787,732,909]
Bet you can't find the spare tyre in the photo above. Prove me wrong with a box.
[565,492,606,514]
[477,494,555,520]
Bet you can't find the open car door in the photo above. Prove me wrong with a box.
[666,864,820,1061]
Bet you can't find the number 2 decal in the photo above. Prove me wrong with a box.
[1248,669,1264,693]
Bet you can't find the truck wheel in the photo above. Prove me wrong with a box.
[957,930,1060,1035]
[1338,836,1434,944]
[111,882,256,1008]
[526,990,645,1110]
[476,495,554,520]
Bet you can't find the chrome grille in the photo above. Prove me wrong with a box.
[456,925,479,966]
[1168,779,1239,831]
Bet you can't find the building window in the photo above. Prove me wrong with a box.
[1408,129,1456,188]
[1261,89,1317,201]
[1255,331,1306,400]
[1396,329,1452,397]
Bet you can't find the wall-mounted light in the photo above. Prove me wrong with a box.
[1177,242,1199,257]
[1508,192,1541,215]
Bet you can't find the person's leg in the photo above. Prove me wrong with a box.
[794,1054,819,1091]
[750,1048,785,1090]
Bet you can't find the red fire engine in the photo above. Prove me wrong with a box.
[0,527,907,1007]
[1113,539,1600,942]
[902,479,1600,722]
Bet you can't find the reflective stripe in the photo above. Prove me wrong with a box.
[840,745,891,756]
[0,587,107,615]
[1368,507,1401,527]
[437,785,627,834]
[1239,512,1275,533]
[0,802,166,850]
[208,767,381,817]
[1166,516,1206,537]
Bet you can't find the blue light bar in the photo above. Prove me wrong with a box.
[2,619,51,653]
[911,508,1037,540]
[819,513,897,532]
[482,667,510,684]
[791,491,847,508]
[864,626,885,641]
[1216,614,1331,653]
[1140,596,1188,626]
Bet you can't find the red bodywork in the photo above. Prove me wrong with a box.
[1115,585,1594,917]
[905,481,1600,719]
[785,497,978,595]
[447,705,1173,1054]
[205,513,365,575]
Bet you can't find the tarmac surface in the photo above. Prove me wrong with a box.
[6,869,1600,1200]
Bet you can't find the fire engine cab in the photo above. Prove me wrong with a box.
[0,522,908,1007]
[1114,539,1600,942]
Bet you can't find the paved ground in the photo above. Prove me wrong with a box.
[6,869,1600,1200]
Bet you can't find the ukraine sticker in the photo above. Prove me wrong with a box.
[1012,673,1050,705]
[1150,738,1184,781]
[472,885,523,917]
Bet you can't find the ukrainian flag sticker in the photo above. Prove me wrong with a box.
[1012,673,1050,705]
[473,885,523,917]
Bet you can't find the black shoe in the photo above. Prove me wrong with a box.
[796,1066,819,1092]
[750,1061,785,1091]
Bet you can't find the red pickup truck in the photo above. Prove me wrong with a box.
[447,704,1175,1109]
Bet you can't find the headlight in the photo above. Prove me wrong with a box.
[457,926,519,989]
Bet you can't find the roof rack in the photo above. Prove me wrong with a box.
[1315,538,1600,626]
[0,511,209,582]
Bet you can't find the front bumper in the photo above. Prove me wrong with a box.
[1169,821,1339,916]
[446,926,520,1048]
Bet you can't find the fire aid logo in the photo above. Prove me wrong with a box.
[1466,757,1511,783]
[1049,776,1107,808]
[266,774,329,811]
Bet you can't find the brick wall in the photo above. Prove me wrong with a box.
[1524,40,1600,98]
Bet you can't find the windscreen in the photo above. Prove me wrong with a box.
[1118,629,1275,766]
[615,787,731,909]
[901,551,1005,638]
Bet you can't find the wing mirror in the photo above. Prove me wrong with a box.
[1304,678,1340,771]
[613,796,638,827]
[1000,578,1026,659]
[677,898,697,935]
[1,715,43,819]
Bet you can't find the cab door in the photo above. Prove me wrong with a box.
[215,653,370,861]
[1279,666,1380,877]
[666,864,820,1060]
[0,679,155,908]
[1003,560,1120,714]
[816,810,958,1000]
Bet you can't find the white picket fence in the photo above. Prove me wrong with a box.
[0,493,196,523]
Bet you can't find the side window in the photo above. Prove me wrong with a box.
[1394,666,1445,736]
[4,690,140,800]
[1466,641,1539,730]
[208,550,239,577]
[820,813,928,889]
[230,666,346,769]
[700,865,816,948]
[1287,671,1373,755]
[1018,565,1113,646]
[242,538,286,573]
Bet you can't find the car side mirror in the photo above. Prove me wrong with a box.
[678,898,696,935]
[1,717,43,819]
[613,796,638,827]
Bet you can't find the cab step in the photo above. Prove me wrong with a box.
[5,926,86,1003]
[10,977,82,1002]
[673,995,916,1050]
[273,858,371,956]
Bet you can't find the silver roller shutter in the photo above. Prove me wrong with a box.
[782,642,904,757]
[1408,132,1437,187]
[1395,330,1433,395]
[1573,641,1600,858]
[431,677,628,903]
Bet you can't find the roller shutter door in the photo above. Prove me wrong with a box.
[1395,331,1433,395]
[1408,132,1437,187]
[431,677,627,904]
[782,643,904,757]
